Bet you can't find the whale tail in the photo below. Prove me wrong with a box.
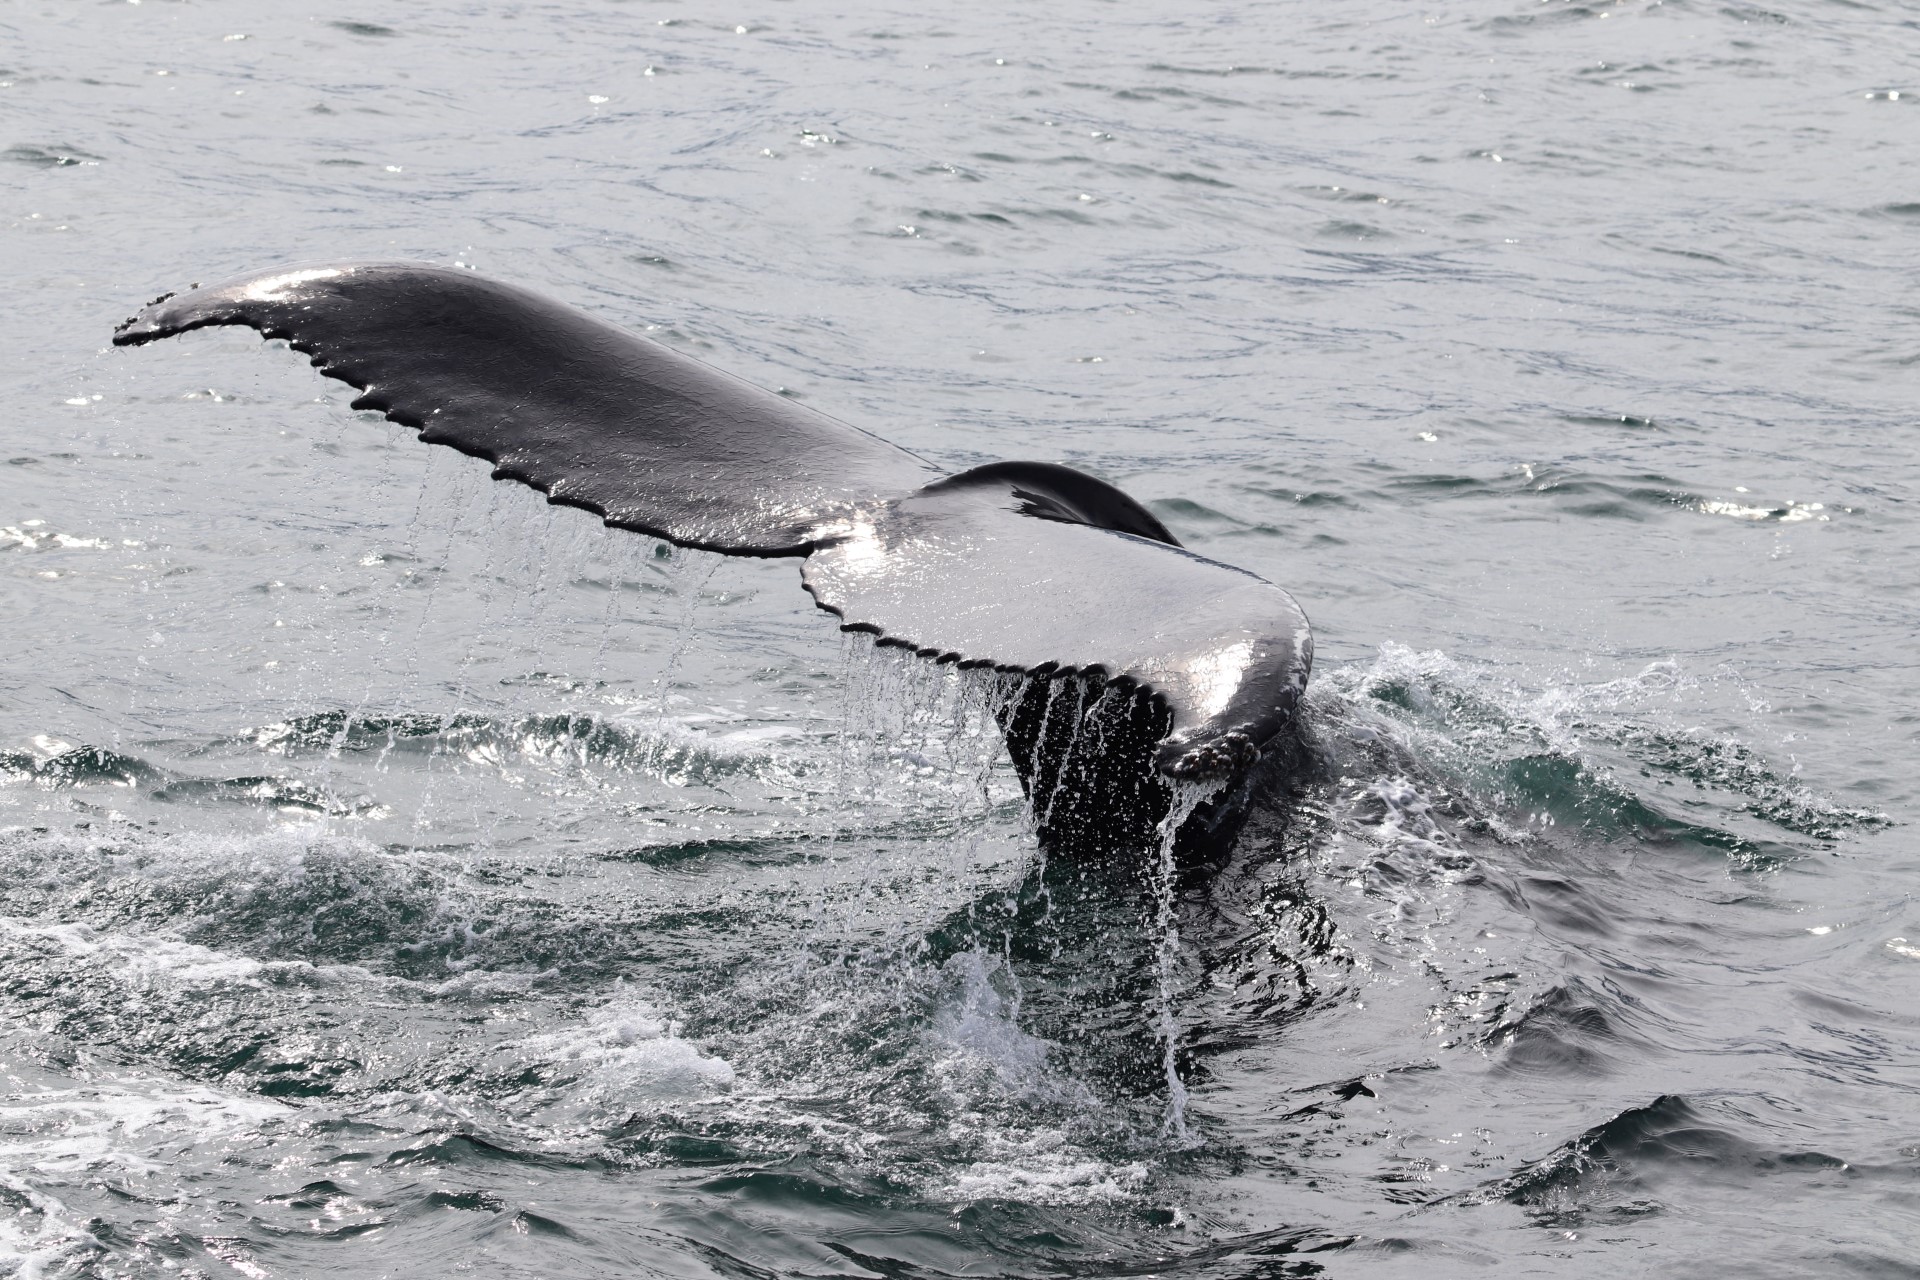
[115,262,1312,854]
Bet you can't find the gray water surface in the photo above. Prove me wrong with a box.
[3,1,1917,1275]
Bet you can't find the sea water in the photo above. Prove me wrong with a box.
[2,1,1915,1274]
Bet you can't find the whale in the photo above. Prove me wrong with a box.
[113,262,1313,855]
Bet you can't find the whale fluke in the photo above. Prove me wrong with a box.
[114,261,1313,852]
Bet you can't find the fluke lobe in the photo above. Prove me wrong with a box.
[114,262,1313,855]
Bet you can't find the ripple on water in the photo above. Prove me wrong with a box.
[4,0,1916,1270]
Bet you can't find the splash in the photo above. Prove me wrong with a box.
[504,993,736,1115]
[1319,643,1884,856]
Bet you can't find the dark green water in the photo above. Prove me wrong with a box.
[2,1,1915,1275]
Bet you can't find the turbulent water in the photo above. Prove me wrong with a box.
[4,1,1917,1275]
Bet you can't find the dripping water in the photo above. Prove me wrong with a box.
[647,544,721,733]
[1152,775,1224,1142]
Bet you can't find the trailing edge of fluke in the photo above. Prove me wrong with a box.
[114,261,1313,846]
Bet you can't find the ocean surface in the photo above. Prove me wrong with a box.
[3,1,1916,1275]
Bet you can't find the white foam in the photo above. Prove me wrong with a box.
[0,1173,94,1280]
[942,1129,1148,1206]
[0,524,114,553]
[428,966,545,999]
[509,995,735,1103]
[0,1051,285,1279]
[0,916,381,991]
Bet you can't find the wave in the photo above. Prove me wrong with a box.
[1317,643,1883,864]
[1497,1094,1851,1222]
[2,742,384,818]
[235,706,816,786]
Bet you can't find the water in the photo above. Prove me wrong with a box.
[3,0,1916,1274]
